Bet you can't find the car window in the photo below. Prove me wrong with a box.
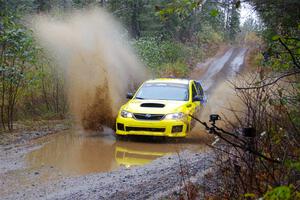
[192,83,198,98]
[135,83,189,101]
[195,81,204,97]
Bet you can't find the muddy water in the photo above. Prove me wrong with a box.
[25,47,248,176]
[26,128,208,175]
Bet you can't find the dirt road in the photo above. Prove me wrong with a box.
[0,46,248,199]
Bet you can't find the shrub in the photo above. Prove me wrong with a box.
[133,37,186,71]
[157,61,189,78]
[196,24,223,45]
[133,37,163,69]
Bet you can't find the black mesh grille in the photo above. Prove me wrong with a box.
[126,127,165,132]
[172,125,183,133]
[117,123,125,131]
[133,113,164,120]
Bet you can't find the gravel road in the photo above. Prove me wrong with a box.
[2,150,213,200]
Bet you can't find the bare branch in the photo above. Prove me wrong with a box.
[278,37,300,69]
[235,70,300,90]
[189,115,281,163]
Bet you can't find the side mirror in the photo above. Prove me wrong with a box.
[126,92,134,99]
[192,95,203,102]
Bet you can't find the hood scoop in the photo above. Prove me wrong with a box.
[140,103,165,108]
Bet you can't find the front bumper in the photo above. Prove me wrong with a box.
[115,116,188,137]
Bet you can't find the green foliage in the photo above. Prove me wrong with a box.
[244,193,256,199]
[195,24,223,45]
[160,40,184,63]
[133,37,163,68]
[108,0,165,38]
[157,61,189,78]
[263,36,299,71]
[155,0,239,42]
[271,35,280,41]
[0,0,34,16]
[133,35,220,77]
[133,37,185,69]
[209,9,219,17]
[156,0,202,20]
[0,14,38,130]
[264,186,292,200]
[285,159,300,172]
[251,0,300,36]
[19,53,67,120]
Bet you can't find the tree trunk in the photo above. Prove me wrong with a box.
[131,0,141,38]
[0,45,6,130]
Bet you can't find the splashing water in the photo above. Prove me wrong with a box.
[33,8,148,130]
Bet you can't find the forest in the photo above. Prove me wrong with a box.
[0,0,299,199]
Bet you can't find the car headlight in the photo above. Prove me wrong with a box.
[164,112,185,120]
[120,110,133,118]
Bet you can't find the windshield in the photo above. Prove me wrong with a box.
[135,83,189,101]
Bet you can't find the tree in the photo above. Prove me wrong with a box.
[107,0,162,38]
[34,0,52,12]
[0,15,37,130]
[226,0,240,41]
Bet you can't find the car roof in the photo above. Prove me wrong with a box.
[145,78,191,85]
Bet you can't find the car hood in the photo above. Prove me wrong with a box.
[122,99,188,114]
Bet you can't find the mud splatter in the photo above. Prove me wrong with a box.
[32,8,148,129]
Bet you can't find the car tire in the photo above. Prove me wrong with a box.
[115,134,127,141]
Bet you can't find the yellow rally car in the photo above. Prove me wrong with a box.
[115,78,205,137]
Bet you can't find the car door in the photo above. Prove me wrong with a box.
[189,81,201,129]
[192,82,201,116]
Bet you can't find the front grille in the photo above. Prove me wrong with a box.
[126,127,165,132]
[133,113,165,120]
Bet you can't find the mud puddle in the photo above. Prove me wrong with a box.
[25,128,208,176]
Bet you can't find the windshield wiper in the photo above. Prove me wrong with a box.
[135,97,144,99]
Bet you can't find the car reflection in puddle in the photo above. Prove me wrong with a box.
[115,142,173,168]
